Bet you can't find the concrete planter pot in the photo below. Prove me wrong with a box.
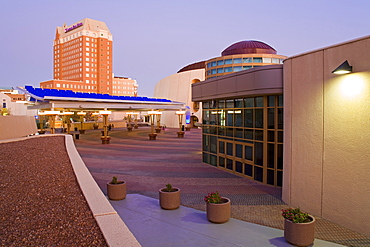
[155,128,161,133]
[79,129,85,134]
[284,216,315,246]
[101,136,111,144]
[177,131,185,138]
[206,197,231,223]
[159,188,181,210]
[148,133,157,140]
[107,181,126,200]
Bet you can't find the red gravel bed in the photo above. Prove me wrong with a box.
[0,136,107,246]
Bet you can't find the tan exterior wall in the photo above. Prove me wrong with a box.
[192,65,283,101]
[0,116,38,140]
[283,36,370,236]
[154,69,204,128]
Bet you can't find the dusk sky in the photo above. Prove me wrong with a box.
[1,0,369,97]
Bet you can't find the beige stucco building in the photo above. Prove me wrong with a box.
[283,35,370,237]
[154,64,205,128]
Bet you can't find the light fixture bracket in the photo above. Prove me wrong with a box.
[332,60,352,74]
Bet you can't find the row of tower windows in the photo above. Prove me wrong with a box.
[207,57,284,68]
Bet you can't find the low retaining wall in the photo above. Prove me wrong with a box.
[0,116,37,140]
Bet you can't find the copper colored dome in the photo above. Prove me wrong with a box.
[221,40,277,56]
[177,61,206,73]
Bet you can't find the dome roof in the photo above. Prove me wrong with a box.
[221,40,277,56]
[177,61,205,73]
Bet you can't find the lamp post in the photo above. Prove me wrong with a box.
[176,110,186,138]
[126,112,133,132]
[132,112,139,129]
[99,109,111,144]
[44,110,60,134]
[155,111,162,133]
[38,111,46,134]
[60,111,74,134]
[148,110,158,140]
[77,111,86,134]
[92,112,99,129]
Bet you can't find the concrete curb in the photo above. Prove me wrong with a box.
[64,134,141,247]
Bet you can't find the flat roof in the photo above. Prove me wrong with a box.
[18,86,185,111]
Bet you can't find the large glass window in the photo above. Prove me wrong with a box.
[236,161,242,173]
[217,60,224,66]
[203,110,209,124]
[211,61,217,67]
[268,109,275,129]
[236,144,242,158]
[210,136,217,154]
[225,59,232,64]
[268,96,275,107]
[210,155,217,166]
[235,110,242,127]
[253,57,262,63]
[272,58,280,64]
[245,146,253,161]
[278,109,283,129]
[226,100,234,108]
[226,143,233,156]
[255,97,264,107]
[255,109,263,128]
[219,141,225,154]
[254,142,263,165]
[243,57,252,63]
[233,58,242,64]
[218,100,225,109]
[278,95,283,106]
[254,166,263,182]
[233,66,243,72]
[224,67,232,72]
[226,110,234,126]
[244,109,253,127]
[235,99,243,108]
[263,57,271,63]
[202,95,283,187]
[244,98,254,108]
[217,68,224,73]
[244,164,252,176]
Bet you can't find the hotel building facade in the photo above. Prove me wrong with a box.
[40,18,137,96]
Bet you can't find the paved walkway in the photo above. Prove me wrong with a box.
[74,127,370,247]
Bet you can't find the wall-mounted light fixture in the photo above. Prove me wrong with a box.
[332,60,352,74]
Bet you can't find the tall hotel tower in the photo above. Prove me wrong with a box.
[40,18,138,96]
